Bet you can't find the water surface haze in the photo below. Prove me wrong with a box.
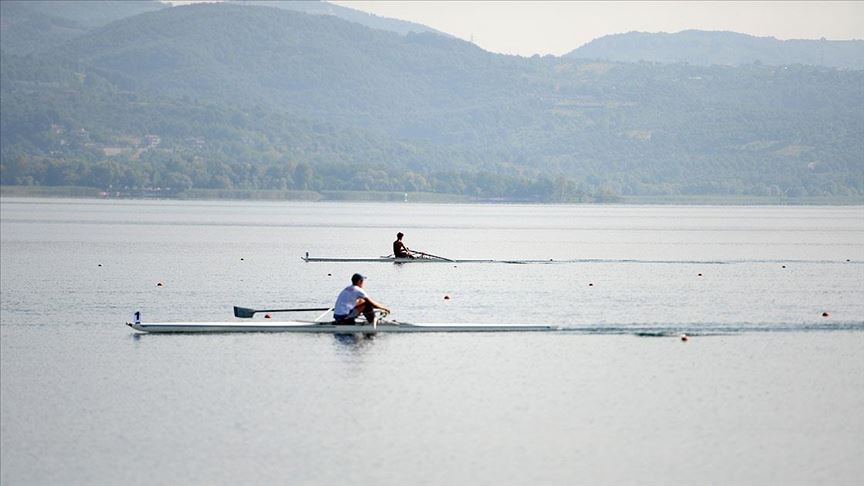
[1,198,862,484]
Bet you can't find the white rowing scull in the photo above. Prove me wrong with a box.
[127,308,558,333]
[301,253,554,264]
[127,320,559,333]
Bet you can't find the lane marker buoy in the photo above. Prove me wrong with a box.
[444,295,451,300]
[822,311,829,317]
[680,334,689,342]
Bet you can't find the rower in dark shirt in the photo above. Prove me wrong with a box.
[393,232,415,259]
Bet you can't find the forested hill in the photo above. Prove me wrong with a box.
[0,0,448,56]
[228,1,451,37]
[2,3,863,202]
[568,30,864,70]
[0,0,166,55]
[44,3,503,133]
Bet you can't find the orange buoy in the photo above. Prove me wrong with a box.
[265,313,272,319]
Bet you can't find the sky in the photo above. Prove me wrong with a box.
[330,1,864,56]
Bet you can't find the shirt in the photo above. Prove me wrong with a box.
[334,285,367,317]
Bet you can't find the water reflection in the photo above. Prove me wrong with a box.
[332,332,376,348]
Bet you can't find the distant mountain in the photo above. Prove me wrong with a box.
[2,3,863,201]
[0,0,166,55]
[45,3,511,133]
[0,0,448,57]
[0,2,87,55]
[568,30,864,70]
[229,1,451,37]
[5,0,165,28]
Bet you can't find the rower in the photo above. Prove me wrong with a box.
[333,273,390,324]
[393,232,415,259]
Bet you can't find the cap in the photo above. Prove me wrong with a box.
[351,273,366,284]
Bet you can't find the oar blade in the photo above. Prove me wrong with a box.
[234,306,256,318]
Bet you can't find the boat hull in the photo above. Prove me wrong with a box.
[301,256,556,264]
[128,321,558,333]
[302,256,494,263]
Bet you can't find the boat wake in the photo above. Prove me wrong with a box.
[550,320,864,336]
[527,258,861,265]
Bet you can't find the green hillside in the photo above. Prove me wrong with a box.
[0,1,166,55]
[229,1,451,37]
[2,3,862,201]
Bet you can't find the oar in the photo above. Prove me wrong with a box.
[234,306,331,318]
[412,250,454,262]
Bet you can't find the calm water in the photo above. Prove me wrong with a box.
[2,198,863,484]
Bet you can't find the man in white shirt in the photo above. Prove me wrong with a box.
[333,273,390,324]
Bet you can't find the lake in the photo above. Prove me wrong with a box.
[1,198,863,484]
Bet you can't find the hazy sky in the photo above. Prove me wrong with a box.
[331,1,864,56]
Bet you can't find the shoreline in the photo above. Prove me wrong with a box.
[1,185,862,206]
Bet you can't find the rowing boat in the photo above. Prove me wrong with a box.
[301,253,552,264]
[128,306,558,334]
[302,255,501,263]
[127,320,559,333]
